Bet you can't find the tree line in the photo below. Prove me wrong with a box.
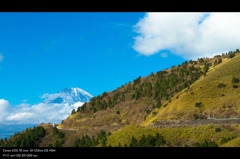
[73,130,111,147]
[128,133,166,147]
[0,126,45,147]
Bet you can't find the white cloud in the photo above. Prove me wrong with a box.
[0,88,91,125]
[133,12,240,60]
[0,54,3,62]
[0,99,81,125]
[40,93,49,99]
[72,101,84,109]
[6,112,35,121]
[14,103,31,111]
[0,99,10,111]
[0,99,12,122]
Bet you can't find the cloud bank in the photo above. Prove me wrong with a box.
[133,12,240,60]
[0,99,80,125]
[0,88,92,125]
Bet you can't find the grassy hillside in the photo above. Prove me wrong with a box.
[58,52,213,137]
[221,136,240,147]
[105,124,240,147]
[144,52,240,125]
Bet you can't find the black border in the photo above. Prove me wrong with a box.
[0,147,238,158]
[0,1,240,12]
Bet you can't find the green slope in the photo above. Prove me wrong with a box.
[59,54,207,135]
[145,53,240,125]
[105,124,240,147]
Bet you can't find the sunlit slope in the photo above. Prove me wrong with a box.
[146,54,240,124]
[221,137,240,147]
[105,124,240,147]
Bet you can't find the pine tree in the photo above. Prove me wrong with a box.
[71,109,76,115]
[36,126,45,137]
[91,136,98,146]
[74,139,80,147]
[58,132,65,139]
[129,136,138,147]
[118,143,121,147]
[138,134,147,147]
[20,139,26,147]
[218,58,222,64]
[52,127,59,136]
[155,133,165,147]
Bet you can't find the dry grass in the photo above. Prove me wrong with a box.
[58,95,156,143]
[106,124,240,147]
[144,53,240,125]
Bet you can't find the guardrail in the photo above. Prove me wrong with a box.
[207,115,240,120]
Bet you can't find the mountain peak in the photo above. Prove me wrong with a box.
[42,87,94,106]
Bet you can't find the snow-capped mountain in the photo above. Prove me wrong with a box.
[41,87,94,108]
[0,88,94,126]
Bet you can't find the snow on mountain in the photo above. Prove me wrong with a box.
[41,88,94,107]
[1,88,94,125]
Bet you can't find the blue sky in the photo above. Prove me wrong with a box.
[0,12,186,106]
[1,12,240,107]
